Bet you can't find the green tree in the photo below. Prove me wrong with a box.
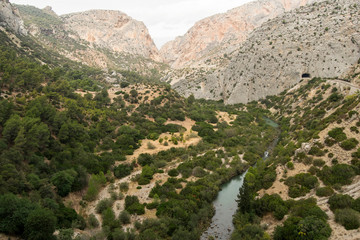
[3,114,22,143]
[51,169,77,197]
[24,208,56,240]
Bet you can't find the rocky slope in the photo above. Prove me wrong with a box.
[0,0,26,35]
[173,0,360,104]
[61,10,161,62]
[16,5,164,72]
[160,0,316,69]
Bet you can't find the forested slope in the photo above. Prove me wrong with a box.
[0,29,277,239]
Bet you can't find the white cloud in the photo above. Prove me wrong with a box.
[10,0,253,48]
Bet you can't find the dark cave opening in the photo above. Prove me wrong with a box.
[302,73,311,78]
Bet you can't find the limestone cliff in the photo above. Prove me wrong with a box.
[172,0,360,104]
[160,0,316,68]
[0,0,27,35]
[15,5,164,72]
[61,10,161,62]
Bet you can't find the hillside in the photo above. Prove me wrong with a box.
[0,27,277,240]
[1,0,360,239]
[231,77,360,240]
[172,0,360,104]
[15,5,166,74]
[160,0,316,69]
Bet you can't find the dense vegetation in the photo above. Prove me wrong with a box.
[0,30,279,239]
[232,78,360,239]
[2,19,360,239]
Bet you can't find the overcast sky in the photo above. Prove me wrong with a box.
[10,0,253,48]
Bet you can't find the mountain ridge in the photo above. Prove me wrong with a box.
[172,0,360,104]
[160,0,317,69]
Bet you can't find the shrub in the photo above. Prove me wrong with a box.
[114,164,133,179]
[328,194,354,211]
[84,172,107,201]
[119,210,131,225]
[318,164,356,186]
[147,142,156,150]
[288,185,309,198]
[316,187,334,197]
[96,198,114,214]
[286,173,318,189]
[313,159,325,167]
[308,146,324,156]
[328,128,347,142]
[125,196,145,215]
[353,198,360,212]
[138,153,153,166]
[274,216,331,240]
[119,182,129,192]
[168,169,179,177]
[88,214,99,228]
[138,177,150,185]
[335,208,360,230]
[102,208,118,229]
[192,166,207,178]
[146,202,159,210]
[286,161,294,170]
[340,138,359,150]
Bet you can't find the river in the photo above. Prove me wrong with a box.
[200,117,279,240]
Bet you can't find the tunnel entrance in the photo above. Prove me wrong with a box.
[302,73,311,78]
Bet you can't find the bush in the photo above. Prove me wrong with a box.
[286,161,294,170]
[353,198,360,212]
[313,159,325,167]
[138,177,150,185]
[328,128,347,142]
[147,141,156,149]
[146,202,159,210]
[340,138,359,150]
[102,208,118,229]
[84,173,107,201]
[119,210,131,225]
[274,216,331,240]
[125,196,145,215]
[114,164,133,179]
[138,153,153,166]
[96,198,114,214]
[168,169,179,177]
[192,166,207,178]
[328,194,354,211]
[119,182,129,192]
[288,185,309,198]
[308,146,325,156]
[335,208,360,230]
[318,164,356,186]
[316,187,334,197]
[88,214,99,228]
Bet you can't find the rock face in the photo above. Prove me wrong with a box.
[160,0,316,68]
[173,0,360,104]
[0,0,27,35]
[61,10,161,62]
[15,5,163,72]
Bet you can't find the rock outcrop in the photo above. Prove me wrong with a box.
[160,0,316,68]
[0,0,27,35]
[15,5,163,72]
[173,0,360,104]
[61,10,161,62]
